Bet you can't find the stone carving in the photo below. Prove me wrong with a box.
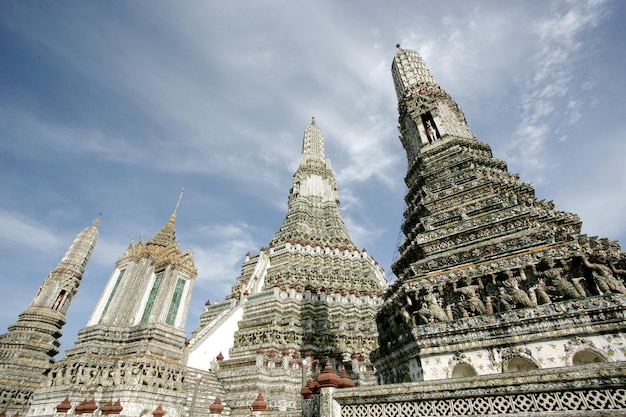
[580,254,626,295]
[537,258,586,300]
[46,360,185,391]
[529,278,552,305]
[454,278,486,317]
[415,288,449,324]
[425,119,438,144]
[498,270,534,310]
[337,384,626,417]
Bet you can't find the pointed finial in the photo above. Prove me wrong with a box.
[311,116,316,125]
[92,213,102,227]
[169,188,184,223]
[175,188,184,215]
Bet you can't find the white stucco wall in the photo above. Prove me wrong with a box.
[419,332,626,381]
[187,305,243,370]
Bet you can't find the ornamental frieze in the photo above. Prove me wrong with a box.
[405,232,577,276]
[381,253,626,346]
[45,359,185,391]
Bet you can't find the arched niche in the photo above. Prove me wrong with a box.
[572,349,606,365]
[506,357,538,372]
[451,363,477,378]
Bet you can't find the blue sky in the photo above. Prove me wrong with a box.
[1,0,625,356]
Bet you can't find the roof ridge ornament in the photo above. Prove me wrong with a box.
[147,188,184,248]
[170,188,184,224]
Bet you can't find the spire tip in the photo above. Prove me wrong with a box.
[172,188,184,221]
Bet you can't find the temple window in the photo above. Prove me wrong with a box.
[166,278,186,326]
[140,271,165,324]
[52,290,67,310]
[421,113,439,144]
[99,269,125,323]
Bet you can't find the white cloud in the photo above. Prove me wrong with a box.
[0,209,62,252]
[343,215,385,253]
[551,126,626,242]
[190,223,257,295]
[505,0,609,182]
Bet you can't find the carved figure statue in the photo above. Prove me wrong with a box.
[455,278,486,316]
[539,258,585,299]
[498,287,515,311]
[425,120,438,144]
[529,279,551,305]
[500,270,535,309]
[421,289,449,322]
[399,304,412,325]
[63,364,73,385]
[580,254,626,295]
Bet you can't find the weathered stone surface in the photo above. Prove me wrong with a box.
[371,46,626,387]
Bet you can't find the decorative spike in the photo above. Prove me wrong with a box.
[170,188,185,223]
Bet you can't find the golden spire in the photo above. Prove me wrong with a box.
[147,189,184,248]
[169,188,184,224]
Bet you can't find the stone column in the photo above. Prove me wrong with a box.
[318,387,340,417]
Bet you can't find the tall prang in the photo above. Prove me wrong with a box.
[371,45,626,384]
[187,118,387,415]
[26,192,197,417]
[269,117,355,249]
[0,219,99,415]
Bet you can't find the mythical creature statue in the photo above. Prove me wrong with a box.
[498,269,535,310]
[537,257,586,300]
[580,254,626,295]
[415,287,449,324]
[455,277,486,316]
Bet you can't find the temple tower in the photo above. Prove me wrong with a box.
[0,219,99,415]
[187,118,387,415]
[372,46,626,384]
[26,193,197,417]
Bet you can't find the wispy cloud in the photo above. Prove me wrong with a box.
[506,0,609,182]
[190,223,257,298]
[0,209,63,252]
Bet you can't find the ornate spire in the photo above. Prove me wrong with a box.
[270,119,355,248]
[171,188,184,223]
[53,219,100,280]
[147,189,184,248]
[300,116,325,165]
[0,220,99,414]
[392,46,474,161]
[392,45,439,101]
